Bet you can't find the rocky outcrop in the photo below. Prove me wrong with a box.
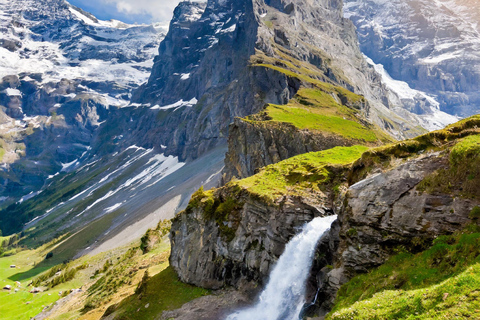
[340,154,473,273]
[316,152,478,313]
[222,118,357,182]
[170,185,335,289]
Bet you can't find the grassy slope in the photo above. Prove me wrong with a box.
[0,219,191,320]
[417,134,480,200]
[329,228,480,320]
[237,145,369,202]
[0,240,81,320]
[106,266,210,320]
[248,49,393,145]
[264,88,380,142]
[328,116,480,319]
[0,219,210,320]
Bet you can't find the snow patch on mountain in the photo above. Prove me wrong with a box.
[344,0,480,118]
[364,55,459,131]
[0,0,166,86]
[150,98,198,110]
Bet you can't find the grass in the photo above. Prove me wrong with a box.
[0,218,180,320]
[349,115,480,185]
[329,265,480,320]
[106,266,210,320]
[328,226,480,319]
[416,134,480,200]
[9,210,121,283]
[236,145,369,202]
[0,239,76,320]
[244,63,391,144]
[266,104,378,142]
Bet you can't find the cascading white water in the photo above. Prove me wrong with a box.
[226,215,337,320]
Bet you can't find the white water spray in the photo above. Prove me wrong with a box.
[226,215,337,320]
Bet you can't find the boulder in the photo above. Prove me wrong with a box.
[30,287,41,293]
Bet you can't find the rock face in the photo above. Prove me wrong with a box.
[222,118,358,182]
[339,154,472,274]
[170,186,334,289]
[344,0,480,118]
[317,153,478,312]
[132,0,429,163]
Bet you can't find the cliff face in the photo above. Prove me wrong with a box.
[131,0,268,160]
[131,0,427,162]
[169,116,480,316]
[170,144,371,290]
[170,187,331,289]
[222,118,358,181]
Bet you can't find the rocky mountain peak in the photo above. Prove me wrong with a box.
[171,1,206,24]
[132,0,433,162]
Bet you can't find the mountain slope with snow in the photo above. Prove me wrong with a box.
[0,0,229,262]
[0,0,165,206]
[345,0,480,120]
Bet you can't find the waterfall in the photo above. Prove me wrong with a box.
[226,215,337,320]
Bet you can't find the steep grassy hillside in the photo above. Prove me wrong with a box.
[327,115,480,319]
[249,48,393,145]
[236,145,369,202]
[0,220,209,320]
[101,266,210,320]
[250,46,424,140]
[329,226,480,319]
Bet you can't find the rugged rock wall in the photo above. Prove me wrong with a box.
[170,185,335,289]
[222,118,357,182]
[132,0,427,163]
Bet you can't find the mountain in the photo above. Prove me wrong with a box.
[1,0,480,319]
[130,0,437,164]
[0,0,426,246]
[0,0,225,255]
[344,0,480,123]
[0,0,165,203]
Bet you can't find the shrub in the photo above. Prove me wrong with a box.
[470,206,480,219]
